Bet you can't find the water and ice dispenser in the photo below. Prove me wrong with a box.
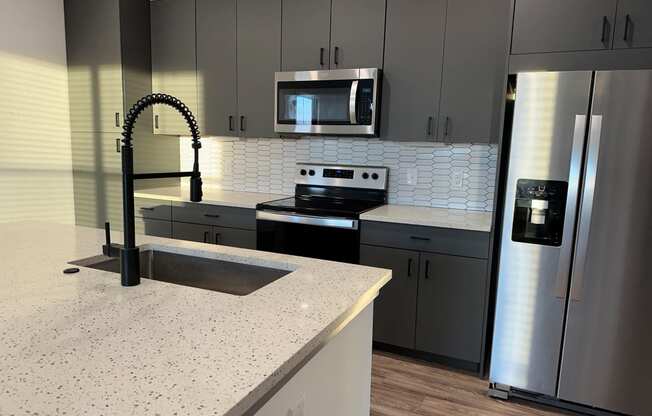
[511,179,568,246]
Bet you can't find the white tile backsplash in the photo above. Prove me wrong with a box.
[180,137,498,211]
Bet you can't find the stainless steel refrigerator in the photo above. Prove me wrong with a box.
[489,70,652,416]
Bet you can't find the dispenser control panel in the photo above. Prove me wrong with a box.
[512,179,568,246]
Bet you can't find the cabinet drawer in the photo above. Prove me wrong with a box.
[134,197,172,221]
[360,221,489,259]
[135,217,172,238]
[172,202,256,230]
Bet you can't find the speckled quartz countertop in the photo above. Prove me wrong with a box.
[0,222,390,416]
[360,205,493,232]
[135,186,288,209]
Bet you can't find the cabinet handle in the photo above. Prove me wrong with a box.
[115,138,121,153]
[320,47,325,66]
[623,14,631,42]
[334,46,339,66]
[240,115,246,131]
[115,112,120,127]
[410,236,431,242]
[228,115,234,131]
[407,258,413,277]
[155,114,159,129]
[601,16,609,45]
[204,213,221,219]
[215,233,221,244]
[203,231,209,243]
[424,260,430,279]
[426,116,433,136]
[444,116,451,137]
[139,207,155,211]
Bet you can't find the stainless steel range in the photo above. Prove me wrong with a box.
[256,163,388,263]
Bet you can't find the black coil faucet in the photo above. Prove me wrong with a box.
[120,93,203,286]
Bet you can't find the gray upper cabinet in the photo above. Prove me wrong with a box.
[512,0,619,54]
[237,0,282,138]
[614,0,652,49]
[330,0,386,69]
[65,0,123,133]
[196,0,238,136]
[437,0,510,143]
[380,0,446,141]
[151,0,198,135]
[415,252,487,364]
[360,245,419,349]
[281,0,332,71]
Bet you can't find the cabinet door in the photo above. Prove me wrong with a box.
[512,0,618,54]
[415,253,487,363]
[380,0,446,141]
[360,245,419,349]
[281,0,332,71]
[196,0,238,136]
[437,0,510,143]
[151,0,198,135]
[237,0,281,138]
[135,218,172,238]
[614,0,652,49]
[71,132,123,229]
[65,0,123,133]
[330,0,386,69]
[213,226,256,249]
[172,221,213,244]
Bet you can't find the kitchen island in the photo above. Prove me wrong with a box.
[0,223,391,415]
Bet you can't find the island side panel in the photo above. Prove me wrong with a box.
[254,304,374,416]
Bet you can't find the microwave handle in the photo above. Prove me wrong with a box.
[349,80,359,124]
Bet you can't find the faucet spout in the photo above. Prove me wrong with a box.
[120,93,203,287]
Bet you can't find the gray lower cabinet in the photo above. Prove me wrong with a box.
[613,0,652,49]
[281,0,332,71]
[381,0,446,141]
[172,222,256,249]
[196,0,238,136]
[329,0,386,69]
[512,0,619,54]
[415,252,487,364]
[172,221,213,243]
[437,0,510,143]
[360,245,419,349]
[151,0,198,135]
[135,217,172,238]
[237,0,281,138]
[361,220,489,370]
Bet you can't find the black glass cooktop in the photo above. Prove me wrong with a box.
[257,196,382,218]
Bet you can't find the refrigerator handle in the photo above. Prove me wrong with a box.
[570,115,603,302]
[555,115,589,299]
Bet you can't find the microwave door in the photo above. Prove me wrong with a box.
[349,80,359,124]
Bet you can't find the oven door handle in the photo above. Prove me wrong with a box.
[349,80,359,125]
[256,210,359,230]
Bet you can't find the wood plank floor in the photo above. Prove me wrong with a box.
[371,351,577,416]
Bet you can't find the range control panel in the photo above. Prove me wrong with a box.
[295,163,388,190]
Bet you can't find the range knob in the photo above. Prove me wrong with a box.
[300,169,307,176]
[371,173,379,180]
[309,169,316,176]
[362,172,370,179]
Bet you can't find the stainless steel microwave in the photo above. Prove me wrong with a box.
[274,68,381,137]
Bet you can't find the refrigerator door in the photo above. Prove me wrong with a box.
[558,70,652,415]
[490,72,592,395]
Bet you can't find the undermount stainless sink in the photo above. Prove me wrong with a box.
[70,249,290,296]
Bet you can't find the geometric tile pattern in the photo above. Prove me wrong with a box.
[180,137,498,211]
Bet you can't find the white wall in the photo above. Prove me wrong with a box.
[0,0,75,224]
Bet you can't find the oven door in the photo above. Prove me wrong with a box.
[274,68,380,136]
[256,210,361,264]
